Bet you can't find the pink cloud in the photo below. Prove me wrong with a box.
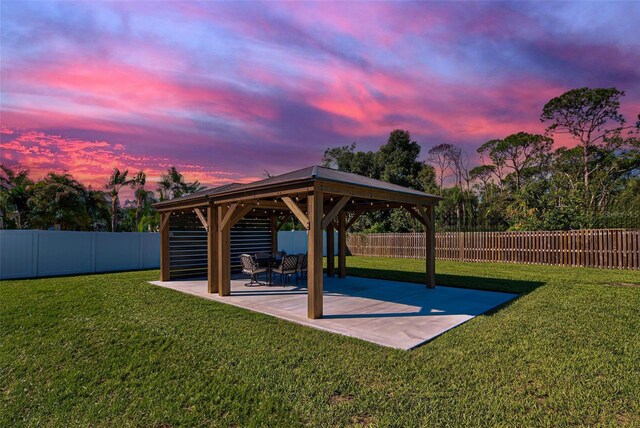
[0,126,258,200]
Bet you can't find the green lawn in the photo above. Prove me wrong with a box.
[2,258,639,427]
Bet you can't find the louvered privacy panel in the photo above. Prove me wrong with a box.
[169,211,272,280]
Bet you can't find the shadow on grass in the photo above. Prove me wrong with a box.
[345,266,544,295]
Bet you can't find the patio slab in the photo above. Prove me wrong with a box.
[149,276,516,350]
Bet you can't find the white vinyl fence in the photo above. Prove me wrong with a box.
[0,230,334,280]
[277,230,337,256]
[0,230,160,280]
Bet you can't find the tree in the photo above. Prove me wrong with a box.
[541,88,627,191]
[0,165,33,229]
[427,144,454,192]
[478,132,553,191]
[28,173,93,230]
[376,130,423,189]
[157,166,205,201]
[418,163,438,195]
[106,168,133,232]
[322,143,379,178]
[131,171,147,227]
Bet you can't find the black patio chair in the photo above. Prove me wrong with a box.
[240,254,268,287]
[272,255,299,286]
[296,254,308,283]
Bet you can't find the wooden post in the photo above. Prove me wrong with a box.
[207,205,219,294]
[270,213,278,253]
[426,205,436,289]
[307,191,323,319]
[338,210,346,278]
[217,205,231,296]
[160,212,171,281]
[326,222,335,276]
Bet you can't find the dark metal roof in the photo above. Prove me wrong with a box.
[154,165,440,208]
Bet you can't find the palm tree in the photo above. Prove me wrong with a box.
[156,166,205,200]
[0,165,34,229]
[131,171,147,226]
[105,168,133,232]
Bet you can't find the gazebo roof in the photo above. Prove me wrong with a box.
[154,165,441,209]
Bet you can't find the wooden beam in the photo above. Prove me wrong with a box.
[228,204,255,228]
[425,205,436,289]
[317,180,440,206]
[217,205,231,296]
[321,196,350,230]
[281,196,309,229]
[307,190,324,319]
[416,205,432,231]
[338,210,347,278]
[160,211,171,232]
[157,201,208,213]
[213,186,314,204]
[346,211,363,230]
[347,202,404,212]
[207,205,219,294]
[218,202,238,231]
[193,207,208,232]
[160,212,171,281]
[404,206,426,227]
[270,213,278,253]
[326,222,335,276]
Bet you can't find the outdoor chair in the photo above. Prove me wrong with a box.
[296,254,308,282]
[272,255,299,286]
[240,254,268,287]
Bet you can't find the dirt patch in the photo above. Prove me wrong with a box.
[350,414,372,426]
[606,282,640,288]
[329,392,355,405]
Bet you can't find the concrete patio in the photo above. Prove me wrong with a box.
[149,276,516,350]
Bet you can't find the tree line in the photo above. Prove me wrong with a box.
[0,166,203,232]
[323,87,640,232]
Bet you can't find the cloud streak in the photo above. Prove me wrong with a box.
[1,0,638,190]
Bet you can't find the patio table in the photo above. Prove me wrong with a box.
[254,254,282,285]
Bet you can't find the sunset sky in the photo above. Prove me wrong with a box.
[1,1,639,196]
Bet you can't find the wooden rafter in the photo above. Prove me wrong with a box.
[404,206,426,227]
[346,211,363,230]
[193,207,208,232]
[161,211,171,231]
[416,205,433,230]
[218,202,238,231]
[321,196,350,229]
[281,196,309,229]
[228,204,255,228]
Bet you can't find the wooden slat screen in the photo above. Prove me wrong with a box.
[346,229,640,270]
[169,212,272,279]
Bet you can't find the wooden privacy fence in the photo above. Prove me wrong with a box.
[346,229,640,270]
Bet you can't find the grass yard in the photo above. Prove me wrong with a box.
[2,258,640,427]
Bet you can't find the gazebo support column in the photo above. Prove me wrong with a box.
[425,205,436,289]
[326,223,335,276]
[217,205,231,296]
[338,211,346,278]
[160,212,171,281]
[307,191,324,319]
[207,205,219,294]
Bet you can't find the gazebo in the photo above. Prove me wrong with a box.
[154,166,441,319]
